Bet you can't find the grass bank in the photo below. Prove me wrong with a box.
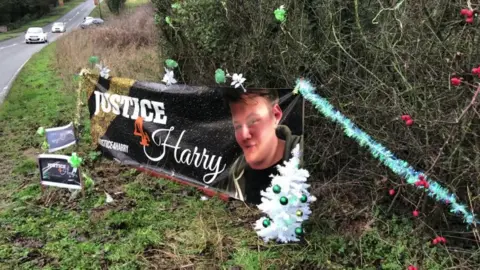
[0,0,84,42]
[0,3,478,270]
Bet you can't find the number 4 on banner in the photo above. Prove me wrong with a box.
[134,117,150,147]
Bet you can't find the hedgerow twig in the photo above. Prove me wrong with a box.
[426,84,480,174]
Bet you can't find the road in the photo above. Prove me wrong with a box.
[0,0,97,105]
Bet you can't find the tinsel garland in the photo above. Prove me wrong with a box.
[294,79,478,226]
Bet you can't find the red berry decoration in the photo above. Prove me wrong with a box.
[461,9,469,16]
[413,210,419,217]
[466,17,474,24]
[401,114,411,121]
[472,66,480,78]
[451,77,462,86]
[432,236,447,245]
[405,119,414,126]
[408,266,418,270]
[389,189,395,196]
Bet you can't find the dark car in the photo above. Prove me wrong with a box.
[80,17,104,29]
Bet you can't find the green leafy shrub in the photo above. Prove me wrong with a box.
[152,0,480,265]
[106,0,127,14]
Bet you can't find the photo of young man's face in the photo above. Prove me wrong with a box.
[212,87,304,203]
[229,94,283,170]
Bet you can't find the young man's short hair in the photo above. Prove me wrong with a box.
[222,88,279,107]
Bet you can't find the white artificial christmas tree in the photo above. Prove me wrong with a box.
[254,144,317,243]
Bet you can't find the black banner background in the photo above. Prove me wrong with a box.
[86,75,304,198]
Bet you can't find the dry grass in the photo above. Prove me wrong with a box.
[55,4,161,86]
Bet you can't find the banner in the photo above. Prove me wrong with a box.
[85,74,304,203]
[45,122,77,152]
[38,154,82,189]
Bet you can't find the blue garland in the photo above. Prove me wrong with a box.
[294,78,478,226]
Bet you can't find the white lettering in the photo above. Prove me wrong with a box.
[144,127,226,184]
[101,93,112,113]
[140,99,153,122]
[111,94,121,115]
[130,97,140,120]
[99,139,129,153]
[151,101,167,125]
[48,163,67,169]
[121,96,132,118]
[93,91,168,124]
[94,91,102,115]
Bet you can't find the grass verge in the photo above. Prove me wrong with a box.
[0,5,478,270]
[0,0,84,42]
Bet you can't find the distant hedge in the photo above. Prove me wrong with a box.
[0,0,74,29]
[152,0,480,229]
[106,0,127,14]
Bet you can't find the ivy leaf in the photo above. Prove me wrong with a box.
[165,16,172,26]
[37,127,45,136]
[41,141,49,150]
[83,173,95,189]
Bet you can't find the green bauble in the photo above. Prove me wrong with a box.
[88,56,99,64]
[165,59,178,69]
[300,194,308,203]
[280,196,288,205]
[296,210,303,217]
[295,227,304,236]
[273,185,281,194]
[262,218,271,228]
[215,69,226,83]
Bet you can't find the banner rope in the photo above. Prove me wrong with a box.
[293,78,478,227]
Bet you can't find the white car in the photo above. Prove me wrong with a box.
[51,22,66,33]
[25,27,48,44]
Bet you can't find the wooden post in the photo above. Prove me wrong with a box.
[79,169,85,198]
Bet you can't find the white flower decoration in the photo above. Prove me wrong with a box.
[231,73,246,90]
[100,67,110,79]
[162,67,177,86]
[95,63,111,79]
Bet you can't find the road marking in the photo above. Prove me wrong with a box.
[0,43,18,51]
[2,59,29,91]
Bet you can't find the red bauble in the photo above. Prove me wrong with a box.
[451,77,462,86]
[461,9,470,16]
